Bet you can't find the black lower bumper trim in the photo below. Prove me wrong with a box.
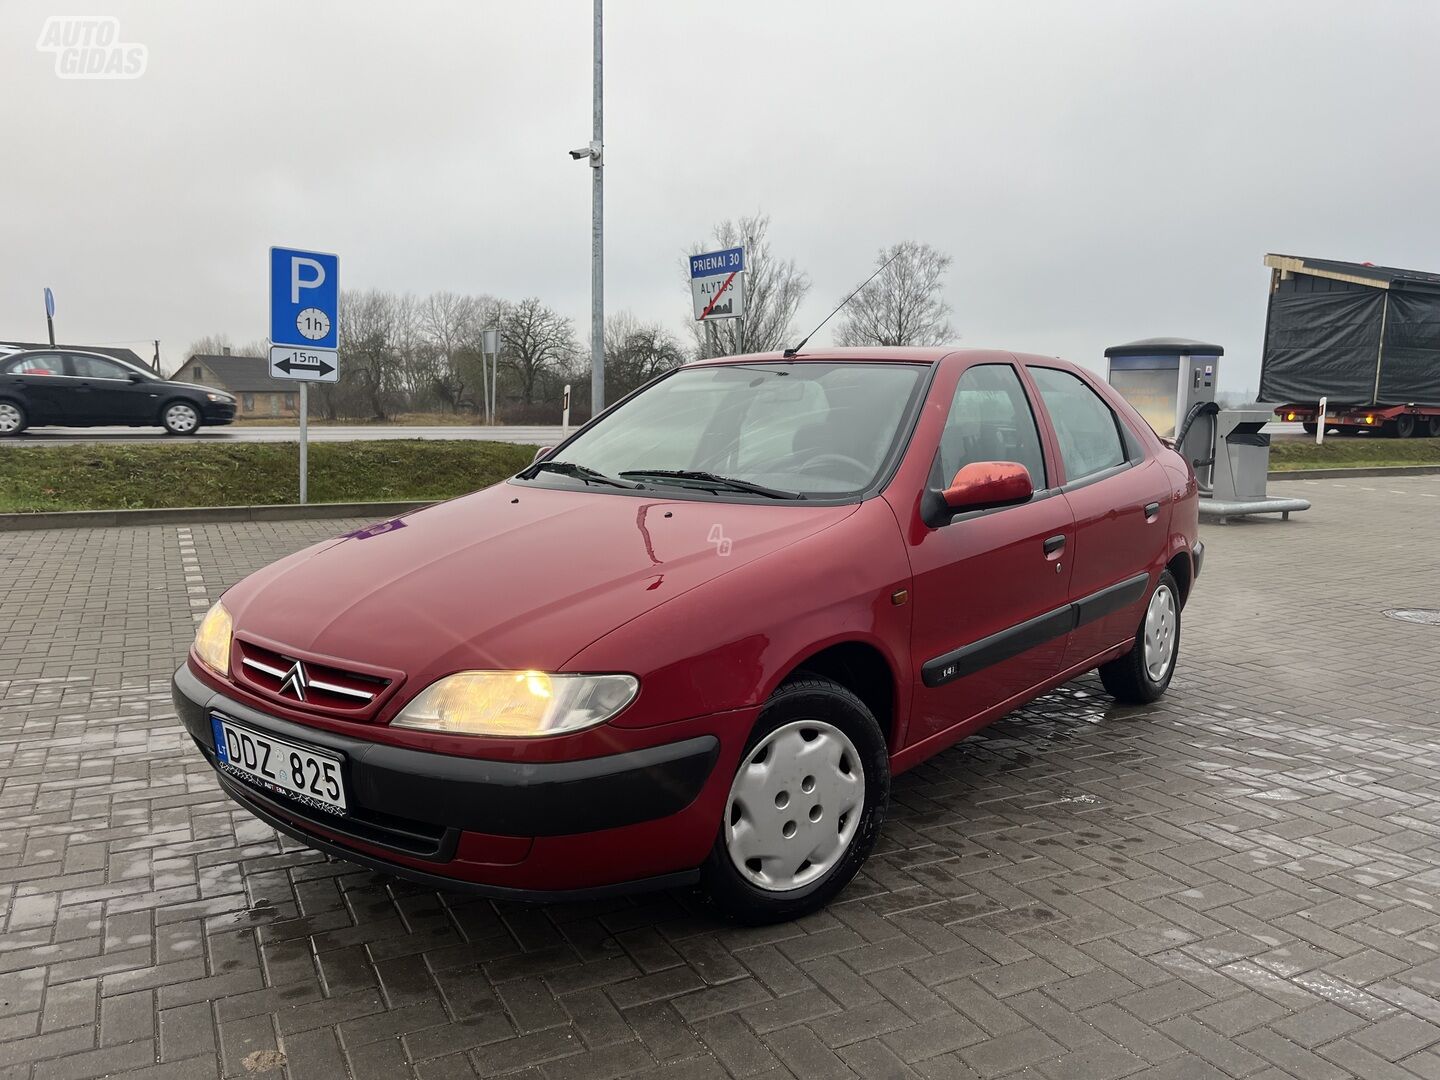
[222,769,700,903]
[173,663,719,839]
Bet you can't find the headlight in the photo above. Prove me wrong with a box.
[193,601,233,676]
[393,671,638,737]
[205,392,233,403]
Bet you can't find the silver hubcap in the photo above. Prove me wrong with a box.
[0,403,19,432]
[1143,584,1177,682]
[166,404,198,432]
[724,719,865,892]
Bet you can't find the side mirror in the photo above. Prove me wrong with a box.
[943,461,1034,511]
[127,371,145,383]
[532,445,554,464]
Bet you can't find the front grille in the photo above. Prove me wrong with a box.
[234,639,392,717]
[211,759,452,860]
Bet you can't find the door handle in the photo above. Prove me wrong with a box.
[1043,534,1066,556]
[1144,501,1161,519]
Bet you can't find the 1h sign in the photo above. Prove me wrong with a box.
[690,246,745,322]
[269,247,339,382]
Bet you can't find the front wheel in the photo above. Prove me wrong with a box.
[701,677,889,924]
[162,401,201,436]
[1099,570,1181,704]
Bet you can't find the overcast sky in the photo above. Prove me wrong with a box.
[2,0,1437,391]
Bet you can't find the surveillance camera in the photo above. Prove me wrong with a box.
[568,147,591,160]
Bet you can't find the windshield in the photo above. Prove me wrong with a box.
[524,361,927,499]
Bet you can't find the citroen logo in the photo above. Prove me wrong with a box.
[278,660,309,702]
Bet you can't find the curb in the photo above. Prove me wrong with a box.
[1268,465,1440,480]
[0,501,433,532]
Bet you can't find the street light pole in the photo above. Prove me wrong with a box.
[591,0,604,415]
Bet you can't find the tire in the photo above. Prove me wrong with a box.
[1427,416,1440,439]
[700,676,890,924]
[161,400,201,436]
[1099,570,1181,705]
[0,399,26,437]
[1301,422,1318,435]
[1389,414,1417,439]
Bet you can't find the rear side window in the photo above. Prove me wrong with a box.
[6,355,62,375]
[938,364,1047,488]
[1029,367,1125,483]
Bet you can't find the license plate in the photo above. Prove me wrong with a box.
[211,715,347,813]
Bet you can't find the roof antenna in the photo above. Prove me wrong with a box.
[783,251,900,358]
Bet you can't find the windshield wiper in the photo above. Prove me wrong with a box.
[619,469,806,500]
[522,460,646,489]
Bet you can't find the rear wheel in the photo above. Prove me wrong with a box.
[1301,421,1318,435]
[701,677,889,924]
[0,400,26,436]
[1099,571,1180,705]
[1427,415,1440,438]
[162,401,200,436]
[1388,414,1417,439]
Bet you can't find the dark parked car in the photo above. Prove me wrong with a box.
[174,347,1201,923]
[0,349,237,435]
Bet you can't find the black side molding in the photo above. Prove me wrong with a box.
[922,605,1075,688]
[921,572,1152,689]
[1074,572,1150,629]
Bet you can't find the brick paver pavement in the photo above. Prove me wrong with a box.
[2,476,1439,1079]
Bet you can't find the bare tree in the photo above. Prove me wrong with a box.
[834,241,955,347]
[604,311,686,399]
[338,289,407,419]
[498,298,578,405]
[417,291,478,410]
[685,213,810,358]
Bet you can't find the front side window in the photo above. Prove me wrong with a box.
[524,361,927,498]
[69,354,128,379]
[1029,366,1126,483]
[937,364,1047,489]
[6,354,63,375]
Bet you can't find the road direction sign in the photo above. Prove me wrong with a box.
[690,246,745,322]
[270,247,339,351]
[269,346,338,383]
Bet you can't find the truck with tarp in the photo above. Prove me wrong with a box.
[1260,253,1440,437]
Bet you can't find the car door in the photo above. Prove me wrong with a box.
[65,353,153,424]
[902,360,1076,750]
[1025,363,1172,670]
[2,353,70,422]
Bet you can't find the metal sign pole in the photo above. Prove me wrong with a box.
[591,0,605,413]
[299,382,309,504]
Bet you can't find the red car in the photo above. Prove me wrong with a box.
[173,348,1201,923]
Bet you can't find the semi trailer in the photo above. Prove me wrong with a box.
[1261,253,1440,437]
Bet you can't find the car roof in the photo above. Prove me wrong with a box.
[689,346,1076,368]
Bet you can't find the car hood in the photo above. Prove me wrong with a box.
[222,482,857,684]
[164,380,229,396]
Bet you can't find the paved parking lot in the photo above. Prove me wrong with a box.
[2,476,1440,1079]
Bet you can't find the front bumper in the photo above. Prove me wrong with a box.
[173,663,725,899]
[1192,540,1204,581]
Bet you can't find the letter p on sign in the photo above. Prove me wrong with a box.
[291,257,326,303]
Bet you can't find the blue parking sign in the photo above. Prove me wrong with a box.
[270,247,338,350]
